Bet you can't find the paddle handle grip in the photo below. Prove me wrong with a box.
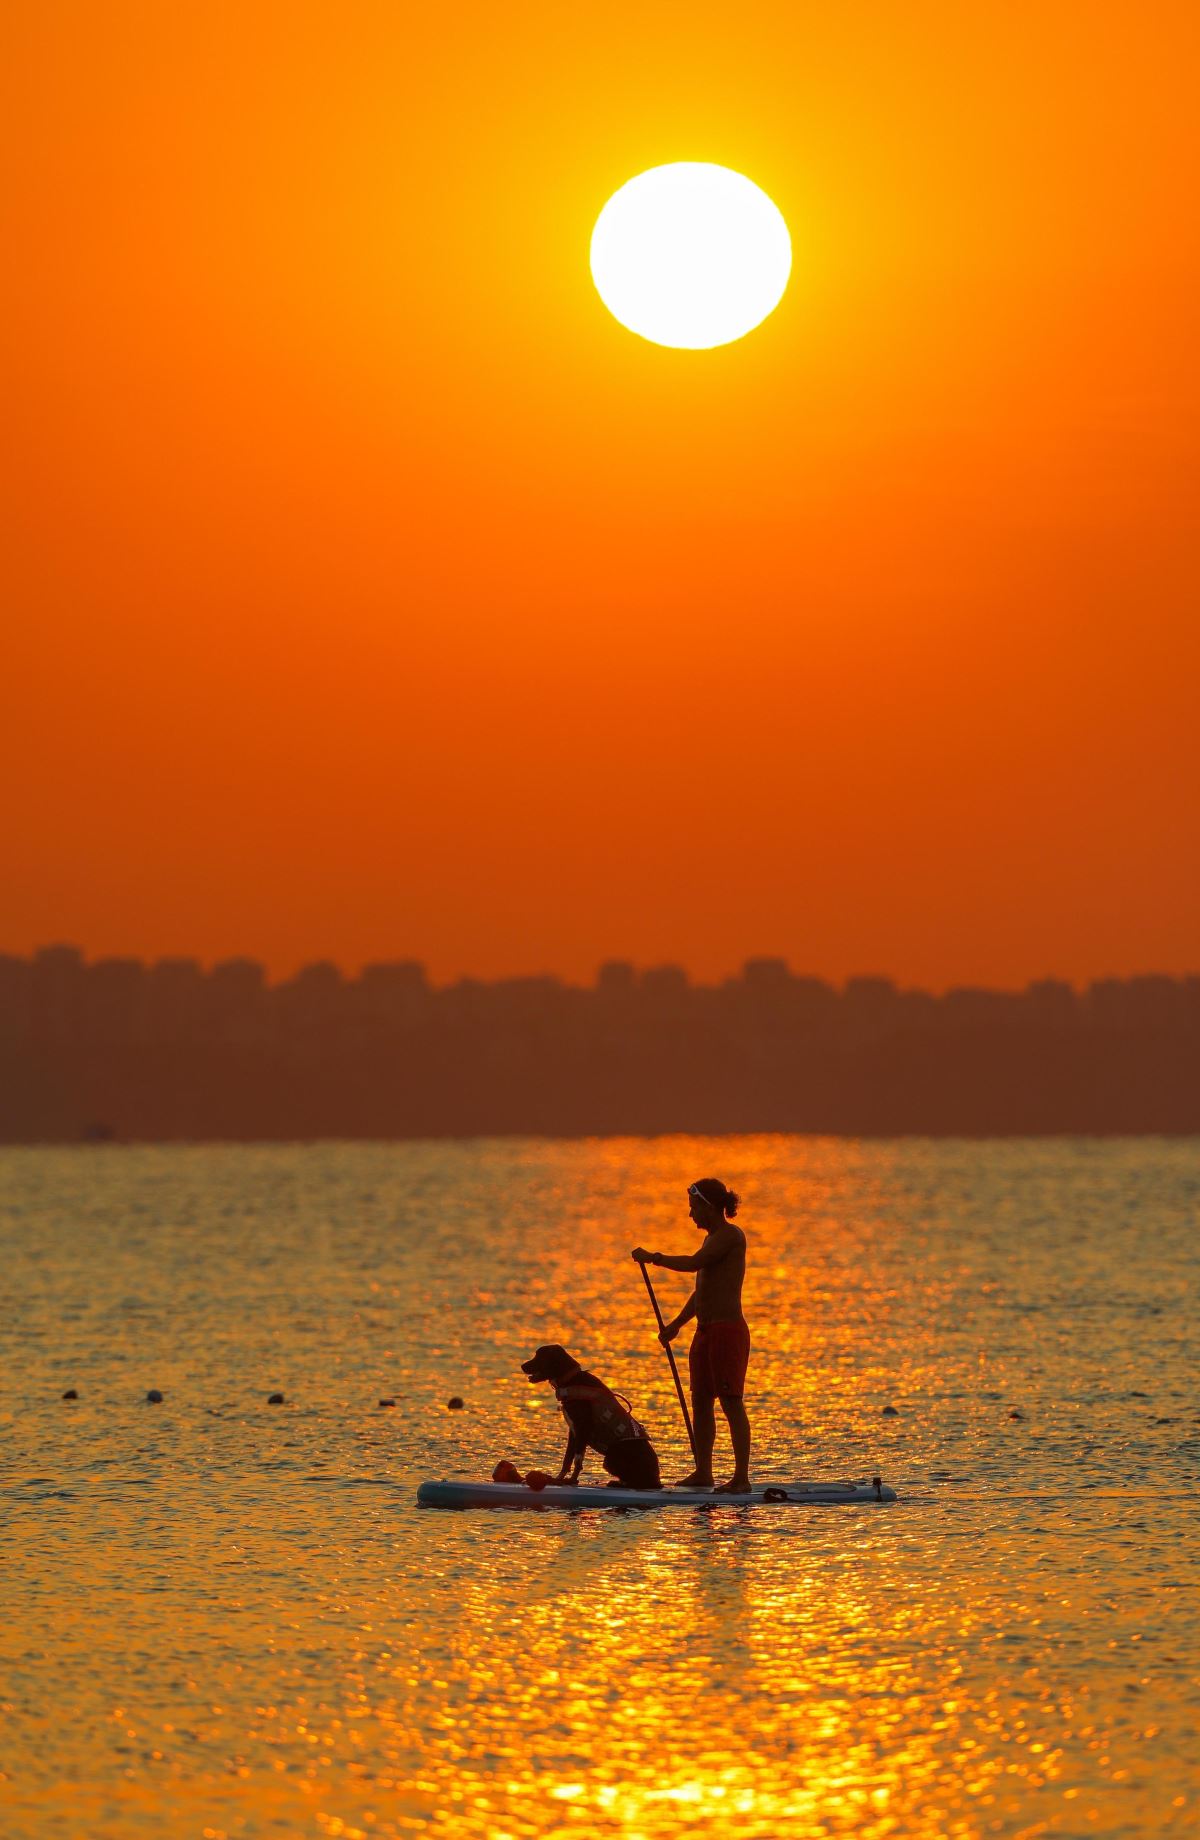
[639,1260,699,1469]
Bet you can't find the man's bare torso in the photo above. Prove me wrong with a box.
[696,1225,746,1323]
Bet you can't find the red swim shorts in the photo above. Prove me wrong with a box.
[689,1320,751,1400]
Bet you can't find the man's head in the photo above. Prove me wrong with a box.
[520,1344,580,1385]
[688,1178,740,1229]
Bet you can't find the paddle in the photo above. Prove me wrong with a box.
[637,1260,699,1471]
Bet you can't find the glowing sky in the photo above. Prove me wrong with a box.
[3,2,1197,986]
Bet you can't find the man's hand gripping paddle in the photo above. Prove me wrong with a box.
[636,1257,699,1472]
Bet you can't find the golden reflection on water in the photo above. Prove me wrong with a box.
[1,1137,1198,1837]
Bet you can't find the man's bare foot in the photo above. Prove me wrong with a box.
[713,1475,752,1494]
[676,1471,715,1489]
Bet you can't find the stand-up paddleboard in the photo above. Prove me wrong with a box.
[417,1477,896,1510]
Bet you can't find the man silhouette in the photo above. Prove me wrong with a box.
[632,1177,751,1493]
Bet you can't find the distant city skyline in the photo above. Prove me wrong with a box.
[1,936,1195,998]
[3,943,1196,1141]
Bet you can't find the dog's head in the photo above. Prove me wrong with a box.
[520,1344,578,1384]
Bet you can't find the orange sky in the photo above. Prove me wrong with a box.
[3,2,1197,989]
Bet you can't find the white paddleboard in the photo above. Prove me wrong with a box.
[417,1477,896,1510]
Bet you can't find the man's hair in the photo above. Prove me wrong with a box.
[691,1178,740,1219]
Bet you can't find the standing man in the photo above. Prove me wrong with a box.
[632,1178,751,1494]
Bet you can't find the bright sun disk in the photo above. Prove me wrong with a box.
[590,162,791,351]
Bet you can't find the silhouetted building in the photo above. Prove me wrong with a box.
[82,957,146,1043]
[596,960,636,998]
[638,965,691,1019]
[843,976,900,1041]
[941,986,1014,1030]
[1088,974,1185,1031]
[786,976,839,1029]
[742,957,791,989]
[0,955,31,1039]
[274,960,348,1035]
[358,960,429,1026]
[1024,978,1078,1028]
[146,958,205,1041]
[207,958,266,1041]
[30,944,85,1042]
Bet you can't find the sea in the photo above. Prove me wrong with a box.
[1,1137,1197,1839]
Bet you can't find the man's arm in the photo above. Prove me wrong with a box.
[634,1223,741,1273]
[660,1290,697,1345]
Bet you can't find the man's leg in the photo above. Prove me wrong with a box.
[678,1394,716,1487]
[714,1395,751,1493]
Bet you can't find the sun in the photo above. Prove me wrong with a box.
[590,162,791,351]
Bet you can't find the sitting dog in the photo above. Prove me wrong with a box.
[520,1343,662,1489]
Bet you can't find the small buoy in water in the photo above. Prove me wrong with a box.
[268,1393,284,1405]
[881,1404,899,1416]
[146,1389,163,1404]
[61,1389,78,1401]
[379,1398,396,1408]
[1008,1409,1024,1420]
[447,1396,464,1411]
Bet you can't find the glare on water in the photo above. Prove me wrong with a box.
[1,1137,1197,1838]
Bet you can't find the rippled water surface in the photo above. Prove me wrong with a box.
[2,1138,1198,1839]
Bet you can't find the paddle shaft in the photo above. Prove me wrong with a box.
[638,1261,699,1468]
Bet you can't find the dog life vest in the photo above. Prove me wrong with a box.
[554,1367,651,1454]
